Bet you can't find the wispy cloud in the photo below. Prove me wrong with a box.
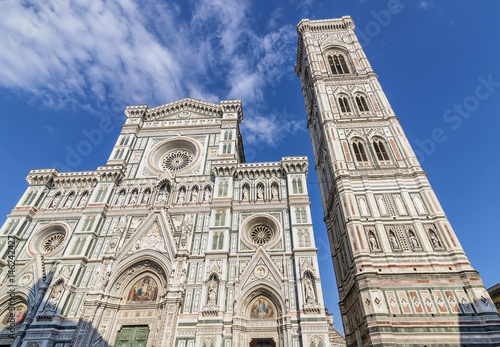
[418,0,435,10]
[0,0,299,147]
[242,107,305,147]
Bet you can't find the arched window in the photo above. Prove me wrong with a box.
[328,54,349,74]
[355,95,369,112]
[338,96,351,113]
[23,191,35,205]
[303,230,311,247]
[373,140,390,161]
[297,178,303,194]
[298,230,304,247]
[222,144,227,154]
[352,142,368,162]
[295,208,302,223]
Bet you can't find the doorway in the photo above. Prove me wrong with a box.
[115,325,149,347]
[250,338,276,347]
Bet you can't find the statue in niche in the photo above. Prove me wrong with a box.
[129,190,138,205]
[117,191,126,205]
[257,185,264,200]
[78,192,88,207]
[303,272,317,303]
[177,189,186,204]
[110,218,125,252]
[206,274,219,306]
[142,189,151,204]
[242,186,249,201]
[191,188,198,203]
[389,231,399,249]
[64,193,74,208]
[409,231,419,249]
[50,193,61,208]
[368,231,379,250]
[157,190,168,203]
[203,187,212,202]
[429,230,442,248]
[271,185,279,200]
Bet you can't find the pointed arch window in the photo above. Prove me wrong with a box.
[373,140,390,161]
[328,54,349,75]
[23,191,37,206]
[352,142,368,162]
[303,229,311,247]
[355,95,369,112]
[338,96,351,113]
[297,178,303,194]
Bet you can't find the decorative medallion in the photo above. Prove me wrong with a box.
[178,111,191,118]
[160,149,194,171]
[19,274,32,286]
[249,225,273,245]
[254,265,268,279]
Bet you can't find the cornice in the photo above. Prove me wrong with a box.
[296,16,355,76]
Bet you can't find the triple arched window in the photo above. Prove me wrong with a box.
[328,53,349,75]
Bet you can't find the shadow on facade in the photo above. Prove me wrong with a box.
[0,271,108,347]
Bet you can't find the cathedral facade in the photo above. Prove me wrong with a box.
[0,98,344,347]
[295,16,500,346]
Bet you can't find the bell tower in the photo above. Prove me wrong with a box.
[296,16,500,346]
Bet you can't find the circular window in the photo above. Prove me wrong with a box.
[160,149,194,171]
[148,138,200,174]
[42,233,65,253]
[249,225,274,245]
[27,224,68,256]
[241,214,281,249]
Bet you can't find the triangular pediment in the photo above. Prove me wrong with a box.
[146,98,222,121]
[239,247,284,292]
[0,255,49,301]
[116,210,175,263]
[321,36,347,51]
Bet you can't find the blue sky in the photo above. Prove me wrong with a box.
[1,0,499,333]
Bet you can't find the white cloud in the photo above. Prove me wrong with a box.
[0,0,301,147]
[242,107,305,147]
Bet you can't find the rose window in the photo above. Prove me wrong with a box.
[42,233,65,253]
[160,150,194,171]
[249,225,274,245]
